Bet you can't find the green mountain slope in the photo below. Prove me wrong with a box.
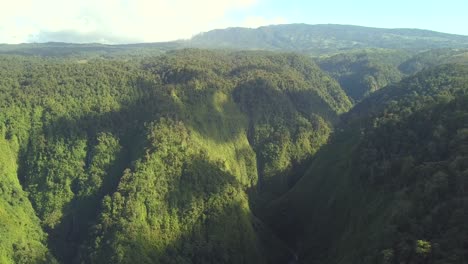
[265,64,468,264]
[2,24,468,58]
[0,42,180,58]
[3,41,468,264]
[399,48,468,75]
[316,49,410,101]
[190,24,468,54]
[0,136,57,264]
[0,50,350,263]
[316,48,468,102]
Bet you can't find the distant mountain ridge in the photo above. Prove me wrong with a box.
[189,24,468,54]
[1,25,468,263]
[1,24,468,57]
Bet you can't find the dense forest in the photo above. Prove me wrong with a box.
[189,24,468,54]
[0,50,350,263]
[2,24,468,58]
[316,49,410,102]
[265,64,468,264]
[0,24,468,264]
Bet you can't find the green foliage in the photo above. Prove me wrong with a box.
[1,25,467,59]
[317,49,409,101]
[0,136,56,263]
[315,48,468,103]
[0,42,180,58]
[0,50,345,263]
[415,240,431,256]
[399,48,468,75]
[84,119,265,263]
[3,42,466,264]
[190,24,468,55]
[266,64,468,264]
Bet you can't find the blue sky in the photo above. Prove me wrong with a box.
[252,0,468,35]
[0,0,466,44]
[225,0,468,34]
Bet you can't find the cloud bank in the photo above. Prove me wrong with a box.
[0,0,281,44]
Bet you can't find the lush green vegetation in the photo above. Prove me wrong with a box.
[399,48,468,74]
[315,48,468,102]
[1,28,468,263]
[0,42,180,58]
[266,64,468,264]
[190,24,468,54]
[0,136,56,264]
[0,50,349,263]
[2,25,468,59]
[316,49,410,101]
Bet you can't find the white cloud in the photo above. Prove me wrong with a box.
[242,16,286,28]
[0,0,258,44]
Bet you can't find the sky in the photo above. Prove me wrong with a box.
[0,0,467,44]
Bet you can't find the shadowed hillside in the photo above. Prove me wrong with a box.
[0,50,350,263]
[265,64,468,264]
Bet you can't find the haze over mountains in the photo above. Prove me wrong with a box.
[190,24,468,54]
[2,24,468,57]
[0,24,467,264]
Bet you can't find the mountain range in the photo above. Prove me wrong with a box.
[2,24,468,57]
[0,24,467,264]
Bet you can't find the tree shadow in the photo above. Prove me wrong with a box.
[16,81,183,262]
[233,79,337,205]
[77,153,292,264]
[12,54,340,263]
[15,84,294,263]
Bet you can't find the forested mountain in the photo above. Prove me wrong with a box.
[399,48,468,74]
[316,49,410,101]
[1,24,468,264]
[0,42,180,58]
[190,24,468,54]
[3,25,466,105]
[315,48,468,102]
[265,64,468,264]
[2,24,468,58]
[0,50,350,263]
